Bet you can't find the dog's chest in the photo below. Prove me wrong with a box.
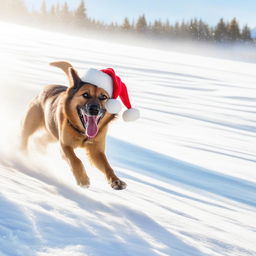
[83,138,94,145]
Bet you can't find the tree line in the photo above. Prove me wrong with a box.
[0,0,253,43]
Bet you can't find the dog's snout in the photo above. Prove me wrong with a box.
[88,104,100,115]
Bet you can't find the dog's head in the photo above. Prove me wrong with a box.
[65,67,113,138]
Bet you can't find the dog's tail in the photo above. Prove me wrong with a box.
[50,61,74,77]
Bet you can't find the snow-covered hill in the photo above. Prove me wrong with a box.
[0,22,255,256]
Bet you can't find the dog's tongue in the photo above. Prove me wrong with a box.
[86,116,98,138]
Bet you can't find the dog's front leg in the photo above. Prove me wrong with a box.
[60,144,90,187]
[87,144,127,190]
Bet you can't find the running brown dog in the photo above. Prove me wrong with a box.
[20,61,127,190]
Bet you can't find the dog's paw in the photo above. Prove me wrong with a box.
[79,183,90,189]
[111,179,127,190]
[76,175,90,188]
[19,144,28,155]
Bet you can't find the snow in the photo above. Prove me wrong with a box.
[0,22,256,256]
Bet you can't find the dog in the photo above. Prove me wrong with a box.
[20,61,127,190]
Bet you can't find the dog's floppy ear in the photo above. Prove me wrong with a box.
[50,61,81,89]
[68,67,82,89]
[50,61,73,77]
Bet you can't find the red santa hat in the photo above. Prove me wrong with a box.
[81,68,140,121]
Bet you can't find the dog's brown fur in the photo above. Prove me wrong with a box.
[20,61,126,190]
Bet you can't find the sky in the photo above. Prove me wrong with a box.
[25,0,256,27]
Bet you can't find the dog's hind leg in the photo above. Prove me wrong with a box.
[60,144,90,188]
[20,101,44,152]
[33,132,56,153]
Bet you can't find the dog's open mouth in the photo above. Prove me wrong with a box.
[77,107,104,138]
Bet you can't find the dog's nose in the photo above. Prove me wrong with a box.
[88,104,100,115]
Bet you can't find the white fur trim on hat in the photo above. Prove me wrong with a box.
[122,108,140,122]
[81,68,113,97]
[105,99,122,114]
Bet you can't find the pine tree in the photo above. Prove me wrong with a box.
[241,25,252,41]
[40,0,47,16]
[60,2,72,25]
[214,18,228,41]
[180,20,189,38]
[109,22,118,31]
[136,15,147,33]
[74,0,87,27]
[131,19,135,31]
[198,19,211,40]
[189,18,198,39]
[16,0,27,16]
[228,18,240,41]
[1,0,28,20]
[50,5,56,16]
[122,17,131,31]
[164,20,172,35]
[152,20,163,34]
[48,4,56,24]
[56,3,61,15]
[174,22,180,37]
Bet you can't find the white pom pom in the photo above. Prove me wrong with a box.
[105,99,122,114]
[122,108,140,122]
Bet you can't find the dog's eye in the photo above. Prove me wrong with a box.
[99,95,108,101]
[83,93,91,98]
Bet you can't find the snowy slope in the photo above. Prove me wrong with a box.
[0,22,256,256]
